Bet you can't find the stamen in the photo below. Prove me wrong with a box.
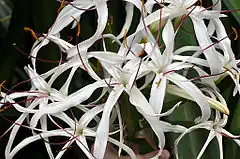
[24,27,39,40]
[71,16,81,37]
[13,43,64,63]
[199,0,202,8]
[0,104,10,112]
[223,66,237,79]
[141,0,148,36]
[57,0,65,14]
[0,80,6,97]
[138,37,147,57]
[97,60,102,72]
[232,27,238,40]
[71,16,88,72]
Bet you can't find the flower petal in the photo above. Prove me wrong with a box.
[149,74,167,114]
[94,86,124,159]
[167,73,211,122]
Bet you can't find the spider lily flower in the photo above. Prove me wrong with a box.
[30,34,127,82]
[93,57,186,158]
[208,18,240,96]
[29,0,108,69]
[135,0,227,74]
[135,19,211,122]
[6,104,137,159]
[174,88,237,159]
[174,108,239,159]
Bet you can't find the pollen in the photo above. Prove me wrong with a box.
[0,80,6,97]
[71,16,81,37]
[24,27,39,40]
[76,127,84,136]
[232,27,238,40]
[0,105,10,113]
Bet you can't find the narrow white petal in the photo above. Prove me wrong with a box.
[191,15,221,74]
[60,66,78,96]
[174,123,211,159]
[55,139,75,159]
[149,74,167,114]
[129,86,165,149]
[89,51,127,64]
[8,130,72,159]
[79,104,104,128]
[162,19,174,56]
[108,137,137,159]
[196,130,216,159]
[30,81,107,127]
[216,134,223,159]
[116,3,134,39]
[167,73,211,122]
[94,86,124,159]
[76,136,95,159]
[67,2,108,58]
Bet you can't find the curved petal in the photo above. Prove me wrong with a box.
[190,15,221,74]
[7,129,72,159]
[129,86,165,149]
[196,130,216,159]
[116,2,134,39]
[30,80,108,127]
[88,51,127,64]
[167,73,211,122]
[67,1,108,58]
[94,86,124,159]
[108,137,137,159]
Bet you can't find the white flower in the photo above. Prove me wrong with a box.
[174,90,238,159]
[5,104,137,159]
[93,53,186,158]
[135,0,226,74]
[135,19,211,122]
[208,18,240,96]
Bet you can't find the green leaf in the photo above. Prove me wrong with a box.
[174,17,197,49]
[223,0,240,25]
[0,0,29,83]
[163,100,219,159]
[224,103,240,159]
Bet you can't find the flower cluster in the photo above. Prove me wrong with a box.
[1,0,240,159]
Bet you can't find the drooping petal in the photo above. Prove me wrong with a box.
[190,15,221,74]
[116,2,134,39]
[174,123,212,159]
[196,130,216,159]
[129,86,165,149]
[167,73,211,122]
[30,80,108,127]
[67,1,108,58]
[94,86,124,159]
[108,137,137,159]
[8,129,72,159]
